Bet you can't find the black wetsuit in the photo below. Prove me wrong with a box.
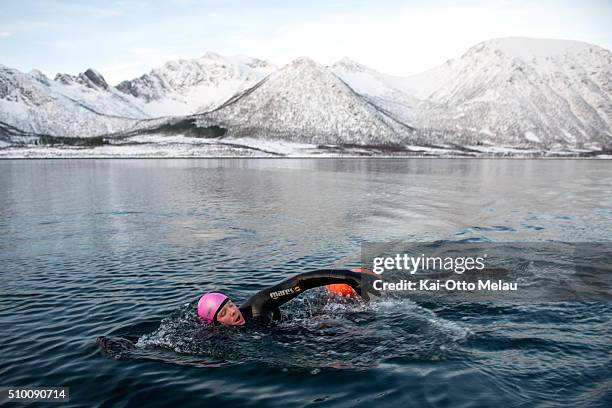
[238,269,378,322]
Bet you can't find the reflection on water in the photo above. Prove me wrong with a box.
[1,159,611,407]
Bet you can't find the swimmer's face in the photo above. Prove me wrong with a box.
[216,300,245,326]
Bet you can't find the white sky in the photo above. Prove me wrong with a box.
[1,0,611,84]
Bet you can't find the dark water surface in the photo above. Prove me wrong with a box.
[1,159,611,407]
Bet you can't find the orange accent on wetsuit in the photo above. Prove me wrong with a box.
[326,268,375,298]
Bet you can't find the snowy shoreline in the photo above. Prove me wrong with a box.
[1,137,609,159]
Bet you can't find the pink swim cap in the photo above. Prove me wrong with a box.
[197,292,229,324]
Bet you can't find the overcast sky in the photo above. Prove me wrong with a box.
[1,0,611,84]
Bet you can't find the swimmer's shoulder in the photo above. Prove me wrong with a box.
[239,304,253,319]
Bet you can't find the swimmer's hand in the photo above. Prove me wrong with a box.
[350,270,381,301]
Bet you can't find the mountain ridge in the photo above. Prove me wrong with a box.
[1,37,611,150]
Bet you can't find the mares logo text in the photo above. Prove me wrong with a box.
[270,286,300,299]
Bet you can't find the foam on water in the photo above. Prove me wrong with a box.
[99,292,470,369]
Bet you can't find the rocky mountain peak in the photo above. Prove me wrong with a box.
[28,69,49,85]
[285,57,321,70]
[77,69,109,90]
[54,73,75,85]
[332,57,369,72]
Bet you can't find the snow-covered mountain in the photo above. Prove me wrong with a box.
[193,57,415,144]
[50,68,145,117]
[0,65,147,137]
[333,38,612,148]
[116,52,276,116]
[0,52,276,139]
[405,38,612,147]
[1,37,611,152]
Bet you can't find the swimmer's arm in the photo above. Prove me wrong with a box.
[241,269,379,314]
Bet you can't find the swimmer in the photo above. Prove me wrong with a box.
[198,269,380,326]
